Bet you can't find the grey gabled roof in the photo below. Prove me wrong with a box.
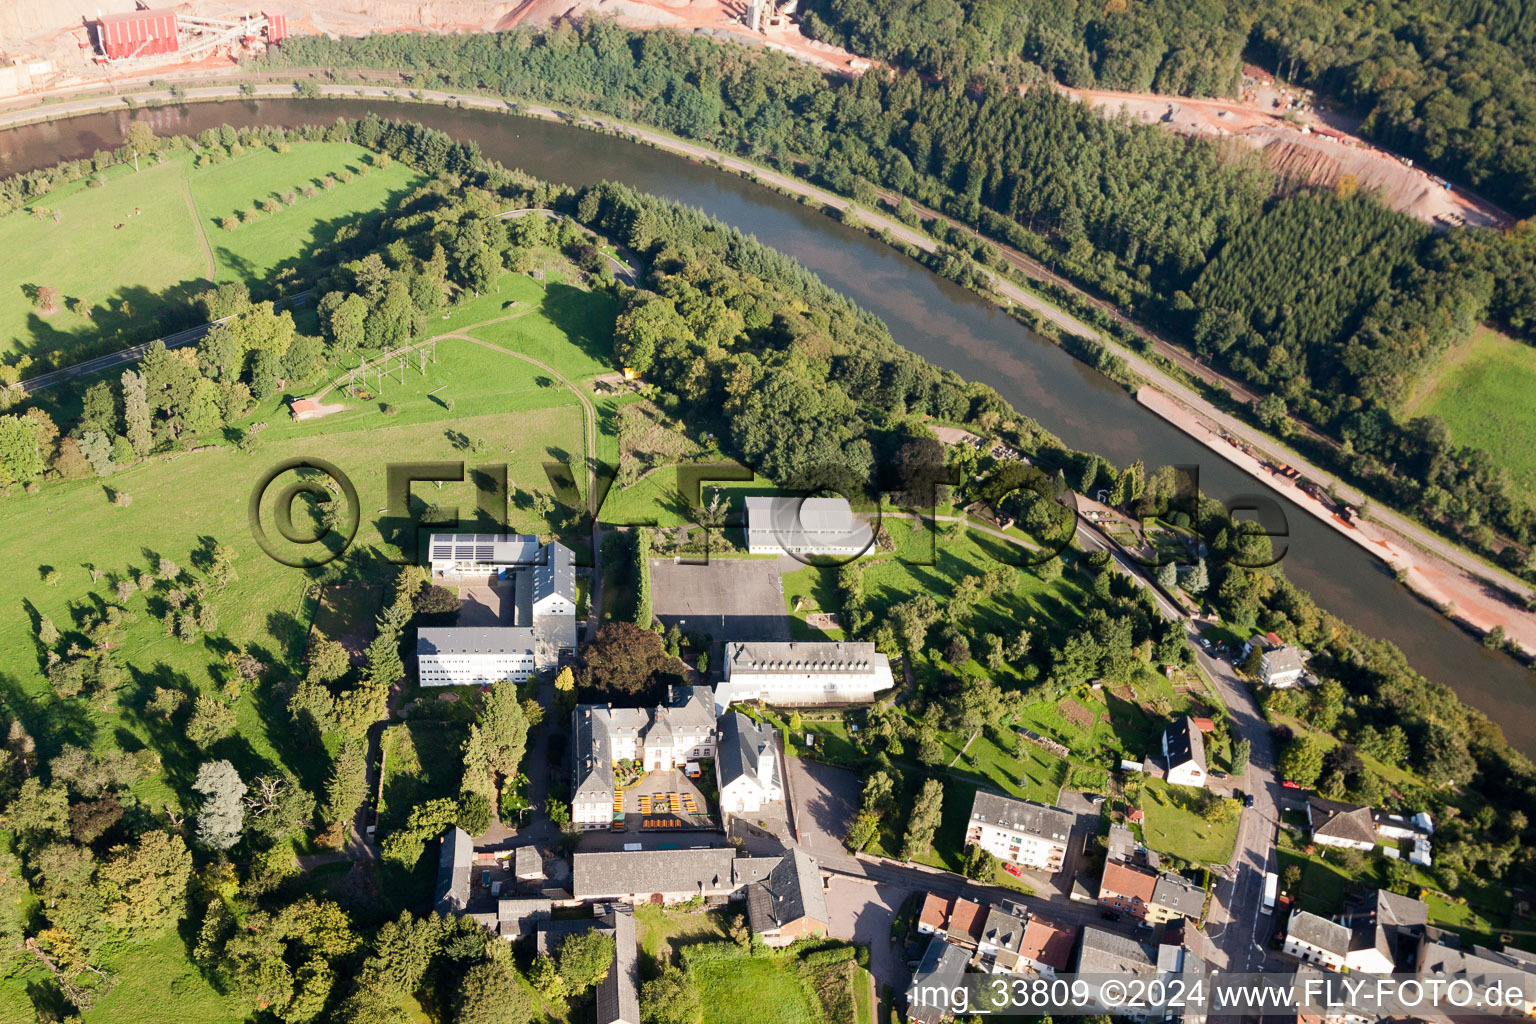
[1308,795,1377,846]
[910,936,971,1024]
[968,790,1074,844]
[725,640,884,676]
[717,712,779,791]
[1163,717,1206,772]
[533,541,576,604]
[1077,926,1156,974]
[595,908,640,1024]
[732,855,782,887]
[573,705,617,799]
[433,827,472,914]
[1286,910,1352,956]
[747,848,827,934]
[979,904,1025,953]
[572,848,740,898]
[1262,646,1305,674]
[1151,874,1204,917]
[417,626,537,656]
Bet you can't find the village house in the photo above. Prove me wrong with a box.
[744,848,829,947]
[1148,873,1206,924]
[1308,795,1377,852]
[976,903,1027,974]
[1162,718,1208,788]
[1018,914,1079,977]
[964,790,1075,873]
[713,640,896,714]
[1099,861,1159,920]
[1261,645,1306,687]
[715,711,784,815]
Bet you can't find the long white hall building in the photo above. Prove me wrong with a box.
[712,641,895,715]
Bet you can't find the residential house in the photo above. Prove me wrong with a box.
[744,495,873,557]
[716,712,783,814]
[964,790,1075,873]
[1154,941,1210,1024]
[1307,796,1376,852]
[1099,860,1159,920]
[1018,915,1079,977]
[1342,890,1428,974]
[1148,873,1205,924]
[1162,718,1208,788]
[917,892,954,936]
[745,849,829,947]
[1261,646,1306,688]
[976,903,1027,974]
[909,935,973,1024]
[434,826,474,916]
[1282,911,1351,971]
[571,686,718,829]
[1107,824,1136,864]
[713,641,896,714]
[1077,927,1160,1019]
[946,898,986,947]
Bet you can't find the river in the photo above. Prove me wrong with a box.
[5,97,1534,754]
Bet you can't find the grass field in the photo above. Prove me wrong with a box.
[1409,326,1536,493]
[1138,778,1239,866]
[694,957,819,1024]
[0,142,421,365]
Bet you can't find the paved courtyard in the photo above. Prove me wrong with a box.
[618,768,716,833]
[457,578,515,626]
[649,556,792,642]
[785,755,862,871]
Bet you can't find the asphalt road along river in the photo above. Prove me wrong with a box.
[5,96,1534,753]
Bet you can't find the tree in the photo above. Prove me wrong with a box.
[456,960,538,1024]
[121,370,153,455]
[1231,737,1251,774]
[186,695,236,749]
[99,830,193,934]
[581,621,675,699]
[33,285,61,313]
[554,666,577,711]
[558,928,616,995]
[1278,736,1325,789]
[1282,863,1301,891]
[961,844,998,881]
[1184,558,1209,595]
[0,414,44,486]
[306,633,351,685]
[193,760,246,851]
[1156,561,1178,589]
[900,778,944,861]
[641,963,702,1024]
[322,741,367,832]
[479,681,531,778]
[1418,725,1475,787]
[458,791,493,836]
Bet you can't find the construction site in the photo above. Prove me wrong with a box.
[1060,66,1512,231]
[0,0,866,102]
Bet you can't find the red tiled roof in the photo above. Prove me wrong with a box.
[1192,717,1215,733]
[1021,916,1079,970]
[947,898,985,940]
[1128,808,1145,823]
[1099,861,1157,904]
[918,892,953,930]
[290,399,318,414]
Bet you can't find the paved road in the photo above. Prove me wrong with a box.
[16,289,311,394]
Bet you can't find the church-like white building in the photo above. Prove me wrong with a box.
[713,641,895,714]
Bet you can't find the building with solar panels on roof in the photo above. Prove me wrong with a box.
[417,534,578,684]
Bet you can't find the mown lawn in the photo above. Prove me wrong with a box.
[190,142,421,284]
[694,957,819,1024]
[1410,326,1536,493]
[0,142,422,366]
[1139,778,1238,866]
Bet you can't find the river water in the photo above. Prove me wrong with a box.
[6,97,1534,753]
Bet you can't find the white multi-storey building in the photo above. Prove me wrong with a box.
[716,712,783,814]
[964,790,1074,872]
[713,641,895,714]
[416,627,538,686]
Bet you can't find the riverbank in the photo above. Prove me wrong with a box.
[3,75,1534,662]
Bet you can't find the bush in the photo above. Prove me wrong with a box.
[457,791,492,836]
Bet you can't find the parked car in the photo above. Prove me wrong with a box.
[1210,770,1228,779]
[1281,780,1301,789]
[1003,863,1025,878]
[1243,793,1255,808]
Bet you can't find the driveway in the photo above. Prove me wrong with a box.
[785,756,862,870]
[649,557,791,643]
[825,876,907,994]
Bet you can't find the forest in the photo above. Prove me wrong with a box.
[258,24,1536,569]
[798,0,1536,217]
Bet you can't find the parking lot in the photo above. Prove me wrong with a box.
[649,557,792,642]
